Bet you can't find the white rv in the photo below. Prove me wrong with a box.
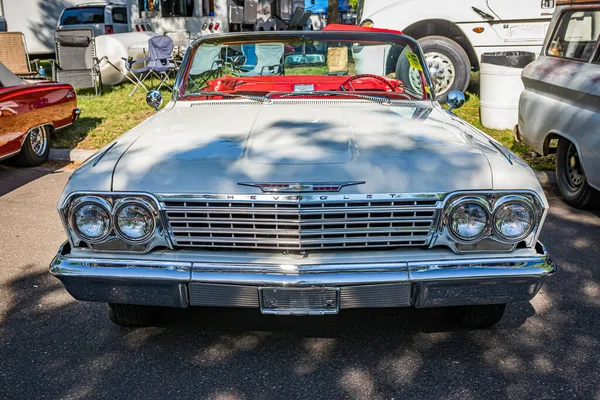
[357,0,556,99]
[127,0,308,37]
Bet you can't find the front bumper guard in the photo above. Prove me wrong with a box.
[50,242,556,310]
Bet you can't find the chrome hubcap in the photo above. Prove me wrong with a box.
[566,143,584,189]
[424,51,456,96]
[29,126,48,156]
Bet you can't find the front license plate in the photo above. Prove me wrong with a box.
[259,287,340,315]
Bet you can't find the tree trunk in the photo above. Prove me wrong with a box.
[328,0,339,24]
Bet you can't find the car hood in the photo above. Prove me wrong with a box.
[99,100,535,195]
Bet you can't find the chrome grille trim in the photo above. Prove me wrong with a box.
[160,193,443,251]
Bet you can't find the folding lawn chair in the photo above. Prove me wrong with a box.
[0,32,41,79]
[54,28,102,95]
[186,45,223,92]
[238,43,284,76]
[124,35,177,96]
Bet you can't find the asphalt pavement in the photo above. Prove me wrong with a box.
[1,163,599,400]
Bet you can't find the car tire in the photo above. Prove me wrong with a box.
[14,125,51,167]
[459,304,506,328]
[107,303,160,327]
[556,138,600,209]
[418,36,471,101]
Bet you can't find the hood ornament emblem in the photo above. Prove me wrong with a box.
[238,181,365,193]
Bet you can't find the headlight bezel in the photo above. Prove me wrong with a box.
[440,191,545,250]
[68,196,112,243]
[62,192,168,253]
[113,197,157,243]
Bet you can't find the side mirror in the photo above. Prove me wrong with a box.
[446,90,465,112]
[146,90,163,111]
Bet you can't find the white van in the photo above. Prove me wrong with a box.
[357,0,556,99]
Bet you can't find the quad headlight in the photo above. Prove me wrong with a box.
[114,200,155,242]
[445,193,541,247]
[66,195,158,246]
[447,198,490,241]
[493,200,534,241]
[70,197,111,242]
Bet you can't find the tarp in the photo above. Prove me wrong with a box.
[305,0,351,14]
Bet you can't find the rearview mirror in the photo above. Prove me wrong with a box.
[146,90,163,111]
[446,90,465,112]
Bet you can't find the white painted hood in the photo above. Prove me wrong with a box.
[102,100,533,195]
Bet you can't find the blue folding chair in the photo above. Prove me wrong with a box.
[124,35,177,96]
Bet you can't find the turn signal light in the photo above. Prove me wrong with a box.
[473,27,485,33]
[209,22,214,30]
[135,25,140,31]
[141,24,146,31]
[105,25,114,34]
[214,23,220,30]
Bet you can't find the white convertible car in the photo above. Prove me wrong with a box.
[50,26,555,328]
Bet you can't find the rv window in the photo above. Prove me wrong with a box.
[547,10,600,61]
[112,8,128,24]
[161,0,194,17]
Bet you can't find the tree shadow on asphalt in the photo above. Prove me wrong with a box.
[1,200,599,399]
[0,161,72,197]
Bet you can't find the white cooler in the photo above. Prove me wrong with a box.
[480,52,535,130]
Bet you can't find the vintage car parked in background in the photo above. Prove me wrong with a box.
[50,27,555,328]
[0,61,80,166]
[518,0,600,209]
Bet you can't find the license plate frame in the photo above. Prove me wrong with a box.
[259,287,340,315]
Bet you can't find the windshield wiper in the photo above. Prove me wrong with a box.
[277,91,393,105]
[182,91,271,104]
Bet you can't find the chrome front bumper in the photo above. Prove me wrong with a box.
[50,242,556,310]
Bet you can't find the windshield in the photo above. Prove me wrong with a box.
[179,32,433,102]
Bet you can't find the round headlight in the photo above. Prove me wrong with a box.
[493,202,534,241]
[115,202,155,241]
[73,202,111,241]
[449,201,489,241]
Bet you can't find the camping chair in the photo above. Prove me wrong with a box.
[0,32,40,79]
[54,28,102,95]
[186,45,223,92]
[238,43,284,76]
[124,35,177,96]
[164,31,191,63]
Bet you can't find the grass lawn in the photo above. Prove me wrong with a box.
[51,75,554,170]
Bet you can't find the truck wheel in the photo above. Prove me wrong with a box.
[14,125,50,167]
[556,138,600,209]
[418,36,470,101]
[459,304,506,328]
[107,303,160,327]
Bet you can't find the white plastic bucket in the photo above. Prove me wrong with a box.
[480,52,535,130]
[95,32,157,86]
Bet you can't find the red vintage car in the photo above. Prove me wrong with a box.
[0,61,80,166]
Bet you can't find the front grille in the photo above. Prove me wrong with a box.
[163,195,441,251]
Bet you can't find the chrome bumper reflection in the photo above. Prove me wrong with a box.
[50,242,556,309]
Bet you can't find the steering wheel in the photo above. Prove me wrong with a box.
[339,74,399,92]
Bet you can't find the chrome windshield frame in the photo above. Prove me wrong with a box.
[172,30,436,103]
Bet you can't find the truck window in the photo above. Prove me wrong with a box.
[546,10,600,61]
[112,7,127,24]
[60,7,105,25]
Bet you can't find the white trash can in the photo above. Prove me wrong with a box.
[480,51,535,130]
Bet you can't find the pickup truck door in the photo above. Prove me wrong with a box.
[485,0,555,43]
